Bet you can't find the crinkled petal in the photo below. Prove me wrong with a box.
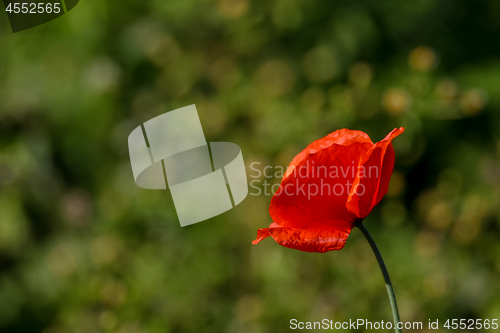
[346,127,404,218]
[252,226,352,253]
[284,129,373,179]
[270,141,373,230]
[252,223,281,244]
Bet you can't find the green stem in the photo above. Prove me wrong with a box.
[357,222,402,333]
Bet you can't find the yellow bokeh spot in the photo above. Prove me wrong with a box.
[409,46,437,71]
[382,88,411,115]
[254,59,296,97]
[218,0,249,19]
[460,88,487,115]
[427,201,454,230]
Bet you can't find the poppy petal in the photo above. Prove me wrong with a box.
[374,144,395,206]
[346,127,404,218]
[252,226,352,253]
[252,223,281,244]
[270,141,373,230]
[253,228,272,244]
[284,129,373,179]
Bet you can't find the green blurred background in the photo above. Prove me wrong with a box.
[1,0,500,332]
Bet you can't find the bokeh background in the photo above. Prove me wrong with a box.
[1,0,500,332]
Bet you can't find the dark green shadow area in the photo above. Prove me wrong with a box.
[65,0,77,11]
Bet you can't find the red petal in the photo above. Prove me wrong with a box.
[252,226,352,253]
[252,228,271,245]
[346,127,404,218]
[270,141,373,230]
[252,223,281,244]
[375,144,395,206]
[284,129,373,179]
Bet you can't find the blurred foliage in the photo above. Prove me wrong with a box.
[1,0,500,332]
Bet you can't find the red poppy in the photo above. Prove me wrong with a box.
[252,127,405,253]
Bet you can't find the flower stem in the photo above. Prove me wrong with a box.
[357,222,402,333]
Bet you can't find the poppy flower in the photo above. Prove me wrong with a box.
[252,127,404,253]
